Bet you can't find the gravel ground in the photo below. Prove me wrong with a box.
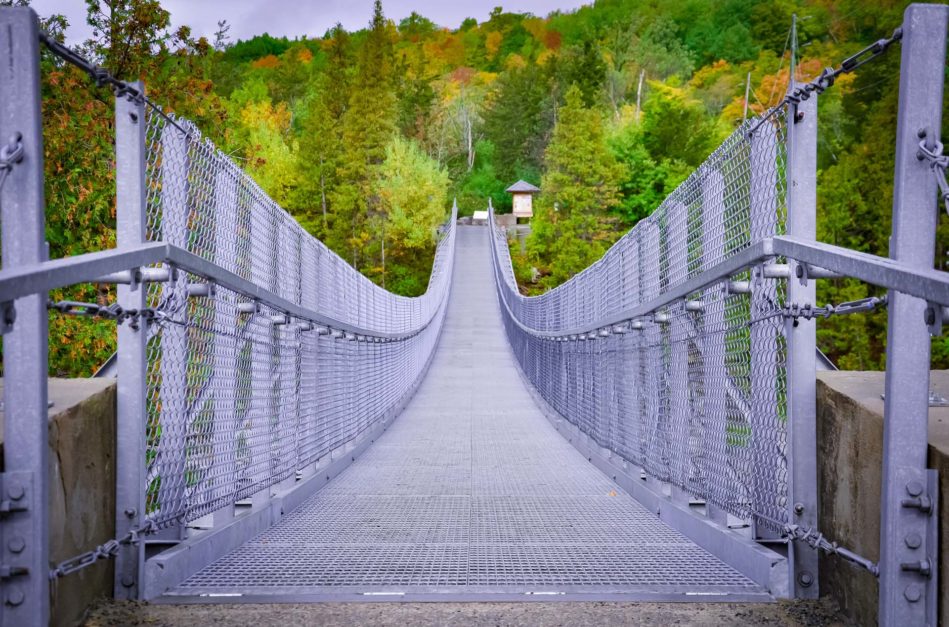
[84,598,850,627]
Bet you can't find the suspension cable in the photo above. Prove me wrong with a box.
[784,523,880,576]
[48,520,156,580]
[747,26,903,137]
[37,32,192,137]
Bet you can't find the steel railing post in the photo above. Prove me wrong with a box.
[879,4,947,624]
[114,83,148,599]
[785,88,819,599]
[0,8,49,625]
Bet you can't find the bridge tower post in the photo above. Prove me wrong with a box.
[114,82,149,600]
[0,8,49,626]
[879,4,947,624]
[784,84,819,599]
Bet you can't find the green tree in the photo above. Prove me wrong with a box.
[641,81,723,167]
[84,0,172,78]
[397,46,437,142]
[482,62,549,187]
[332,0,398,268]
[294,25,351,238]
[527,85,622,287]
[608,118,691,226]
[27,0,225,376]
[374,136,450,293]
[456,139,507,215]
[555,40,606,107]
[399,11,436,40]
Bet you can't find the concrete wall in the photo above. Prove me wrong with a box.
[817,370,949,626]
[494,213,516,228]
[0,379,116,627]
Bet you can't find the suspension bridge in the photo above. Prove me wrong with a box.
[0,4,948,626]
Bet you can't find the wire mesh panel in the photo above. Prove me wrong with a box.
[491,111,790,532]
[138,107,455,531]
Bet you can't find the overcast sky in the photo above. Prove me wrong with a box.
[31,0,589,45]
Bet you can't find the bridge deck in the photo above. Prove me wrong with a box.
[167,226,767,602]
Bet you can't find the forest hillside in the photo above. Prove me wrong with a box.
[6,0,946,374]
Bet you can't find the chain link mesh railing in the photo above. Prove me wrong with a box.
[139,107,456,530]
[491,110,791,532]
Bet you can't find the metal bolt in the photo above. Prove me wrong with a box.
[793,502,805,516]
[5,587,24,607]
[918,128,928,139]
[906,481,924,497]
[7,536,25,554]
[900,558,932,577]
[129,112,139,123]
[6,484,24,501]
[901,495,933,513]
[905,533,923,549]
[121,574,135,588]
[124,508,136,518]
[924,307,936,326]
[798,571,814,587]
[904,584,922,603]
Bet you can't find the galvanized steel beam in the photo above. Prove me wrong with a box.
[0,8,49,625]
[114,83,149,600]
[879,4,946,624]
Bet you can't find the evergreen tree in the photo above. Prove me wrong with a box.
[397,46,437,143]
[482,62,549,187]
[555,40,606,107]
[295,25,351,239]
[527,85,622,287]
[609,111,691,226]
[332,0,398,269]
[641,81,723,167]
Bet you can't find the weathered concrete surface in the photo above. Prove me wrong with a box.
[493,213,516,228]
[0,378,117,627]
[816,370,949,626]
[84,598,847,627]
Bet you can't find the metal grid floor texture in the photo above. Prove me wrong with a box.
[168,226,768,602]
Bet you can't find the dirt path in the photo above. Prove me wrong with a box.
[85,598,849,627]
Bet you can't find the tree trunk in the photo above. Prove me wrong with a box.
[636,69,645,122]
[465,110,475,172]
[320,159,328,229]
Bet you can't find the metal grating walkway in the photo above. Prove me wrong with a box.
[166,226,768,602]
